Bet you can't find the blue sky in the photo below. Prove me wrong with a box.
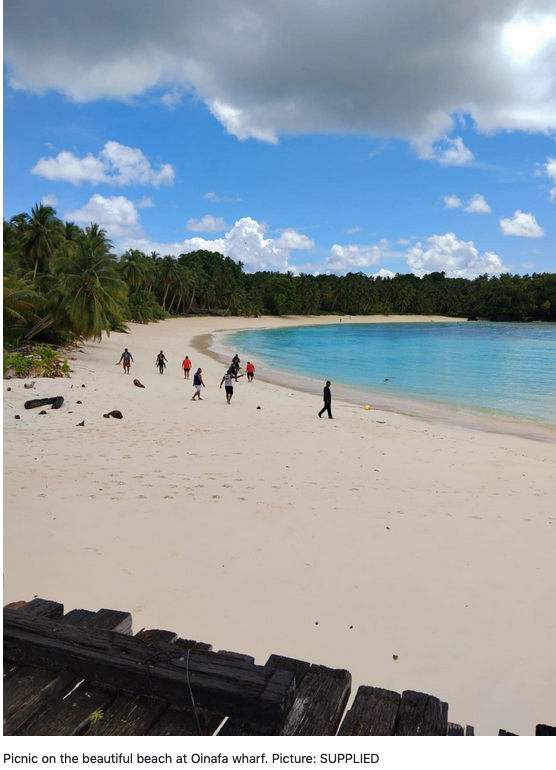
[4,1,556,278]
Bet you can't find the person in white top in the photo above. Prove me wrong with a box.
[220,370,234,404]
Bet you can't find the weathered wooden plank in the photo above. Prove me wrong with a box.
[447,722,464,735]
[536,724,556,736]
[394,690,448,736]
[4,600,65,681]
[338,686,400,736]
[218,654,313,736]
[466,725,475,736]
[280,664,352,736]
[4,610,295,726]
[85,629,177,736]
[5,609,133,736]
[217,651,255,664]
[499,729,518,736]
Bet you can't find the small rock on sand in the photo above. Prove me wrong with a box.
[14,415,20,419]
[133,379,145,388]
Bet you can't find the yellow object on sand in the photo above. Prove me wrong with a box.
[115,362,121,366]
[364,404,371,410]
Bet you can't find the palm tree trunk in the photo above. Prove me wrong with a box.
[25,314,55,340]
[187,287,195,314]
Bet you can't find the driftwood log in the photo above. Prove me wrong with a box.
[24,397,64,410]
[133,379,145,388]
[103,410,123,419]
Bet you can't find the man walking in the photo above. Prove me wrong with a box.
[156,350,168,374]
[182,355,191,379]
[119,348,134,374]
[318,380,333,419]
[246,361,255,382]
[220,369,235,404]
[192,368,205,400]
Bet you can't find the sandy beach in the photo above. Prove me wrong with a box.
[3,315,556,736]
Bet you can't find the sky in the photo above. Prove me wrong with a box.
[3,0,556,278]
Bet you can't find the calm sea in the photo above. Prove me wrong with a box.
[225,322,556,426]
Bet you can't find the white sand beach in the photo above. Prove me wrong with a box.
[3,315,556,736]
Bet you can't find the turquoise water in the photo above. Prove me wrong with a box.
[225,322,556,425]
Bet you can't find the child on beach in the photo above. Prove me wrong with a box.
[156,350,168,374]
[119,348,134,374]
[246,361,255,382]
[182,356,191,379]
[220,369,235,404]
[192,368,205,400]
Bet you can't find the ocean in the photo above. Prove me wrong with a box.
[224,322,556,426]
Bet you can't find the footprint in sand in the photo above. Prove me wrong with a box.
[123,455,132,459]
[133,475,143,479]
[212,495,221,500]
[349,488,359,492]
[195,484,205,488]
[223,484,232,488]
[137,495,147,499]
[164,495,174,499]
[169,455,178,459]
[38,493,47,498]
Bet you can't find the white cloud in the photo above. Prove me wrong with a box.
[538,156,556,201]
[136,196,154,208]
[499,210,544,237]
[41,194,58,207]
[326,244,382,272]
[444,195,463,209]
[273,229,315,250]
[346,226,361,234]
[395,237,411,245]
[406,232,509,278]
[464,193,491,214]
[121,217,303,272]
[31,141,175,188]
[522,261,534,269]
[204,191,241,202]
[65,194,143,239]
[420,137,474,166]
[373,269,396,279]
[160,89,184,110]
[186,214,228,232]
[6,2,556,153]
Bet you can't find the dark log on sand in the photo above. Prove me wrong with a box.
[24,396,64,410]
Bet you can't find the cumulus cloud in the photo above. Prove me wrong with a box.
[406,232,509,278]
[444,195,463,209]
[374,269,396,279]
[421,136,475,166]
[464,193,492,213]
[326,244,383,272]
[186,214,228,232]
[499,210,544,237]
[274,229,315,250]
[65,194,143,239]
[121,217,306,272]
[41,194,58,207]
[5,2,556,153]
[32,141,175,187]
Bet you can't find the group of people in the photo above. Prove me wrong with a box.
[118,348,257,405]
[119,346,332,416]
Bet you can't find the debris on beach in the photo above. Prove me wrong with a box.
[39,411,47,415]
[24,396,64,410]
[393,655,399,660]
[76,420,85,427]
[103,410,123,419]
[14,415,20,420]
[133,379,145,388]
[24,382,35,389]
[76,400,82,404]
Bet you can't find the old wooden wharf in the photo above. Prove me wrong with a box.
[3,599,555,737]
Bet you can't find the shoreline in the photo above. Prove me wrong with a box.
[4,315,556,735]
[191,315,556,444]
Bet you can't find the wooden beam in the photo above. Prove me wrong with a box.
[4,599,64,681]
[536,724,556,736]
[499,729,518,736]
[279,663,352,736]
[447,722,464,735]
[5,609,132,735]
[394,690,448,736]
[338,686,400,736]
[466,725,475,736]
[4,610,295,726]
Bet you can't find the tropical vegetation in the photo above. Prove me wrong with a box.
[4,204,556,353]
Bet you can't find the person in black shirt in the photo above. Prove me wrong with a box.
[318,381,333,419]
[156,350,168,374]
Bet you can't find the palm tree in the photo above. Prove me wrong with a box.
[157,256,182,310]
[120,249,149,291]
[20,204,63,283]
[51,234,127,340]
[3,276,45,331]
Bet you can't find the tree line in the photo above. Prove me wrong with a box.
[4,203,555,345]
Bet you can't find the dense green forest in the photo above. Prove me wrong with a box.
[4,203,556,346]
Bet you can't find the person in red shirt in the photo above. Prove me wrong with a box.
[246,361,255,382]
[182,356,192,379]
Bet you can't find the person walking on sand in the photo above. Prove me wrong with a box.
[182,355,191,379]
[156,350,168,374]
[220,369,235,404]
[192,368,205,400]
[119,348,134,374]
[318,380,333,419]
[246,361,255,382]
